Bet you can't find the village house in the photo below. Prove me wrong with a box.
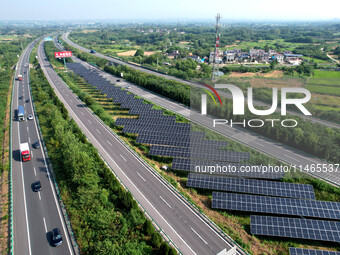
[209,50,223,63]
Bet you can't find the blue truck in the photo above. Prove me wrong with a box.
[18,105,25,121]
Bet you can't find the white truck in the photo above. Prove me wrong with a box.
[20,142,31,162]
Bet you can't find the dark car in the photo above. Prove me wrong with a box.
[19,96,23,100]
[52,228,63,246]
[26,99,30,103]
[33,141,40,149]
[32,181,41,192]
[116,79,120,82]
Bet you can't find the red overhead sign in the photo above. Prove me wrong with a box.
[54,51,72,58]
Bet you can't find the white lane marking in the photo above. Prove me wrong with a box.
[70,99,73,102]
[284,154,300,162]
[88,119,92,124]
[136,172,146,182]
[27,126,29,132]
[80,111,84,115]
[96,128,101,134]
[66,94,68,97]
[252,141,264,147]
[43,217,47,233]
[191,227,208,245]
[31,150,33,158]
[38,192,41,200]
[119,154,127,162]
[107,140,112,146]
[28,137,31,143]
[160,196,172,209]
[33,167,36,176]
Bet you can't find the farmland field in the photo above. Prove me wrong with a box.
[302,57,330,64]
[305,84,340,95]
[232,39,304,52]
[309,78,340,86]
[313,70,340,78]
[306,70,340,95]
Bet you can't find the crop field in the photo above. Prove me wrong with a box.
[310,94,340,108]
[314,104,340,112]
[0,35,17,41]
[305,84,340,95]
[306,70,340,95]
[302,57,330,64]
[309,78,340,86]
[232,39,304,51]
[313,70,340,78]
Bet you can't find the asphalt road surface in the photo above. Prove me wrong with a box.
[41,39,243,255]
[56,37,340,187]
[63,32,340,130]
[12,40,74,255]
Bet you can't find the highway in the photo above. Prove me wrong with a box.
[12,40,74,255]
[63,32,340,130]
[40,39,242,255]
[55,38,340,187]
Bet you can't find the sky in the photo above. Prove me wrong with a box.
[1,0,340,21]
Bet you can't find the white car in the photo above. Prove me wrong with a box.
[125,86,131,89]
[27,115,33,120]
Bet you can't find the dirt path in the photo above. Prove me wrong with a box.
[327,53,340,64]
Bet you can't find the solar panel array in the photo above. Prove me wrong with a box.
[187,173,315,199]
[67,63,253,175]
[289,248,340,255]
[136,134,228,148]
[149,145,249,162]
[251,215,340,243]
[173,158,285,179]
[212,192,340,219]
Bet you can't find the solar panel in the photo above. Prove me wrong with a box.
[115,117,176,126]
[289,248,340,255]
[212,192,340,219]
[122,126,190,135]
[187,173,315,199]
[251,215,340,243]
[136,134,228,148]
[149,145,250,162]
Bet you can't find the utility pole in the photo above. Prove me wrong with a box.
[212,13,221,81]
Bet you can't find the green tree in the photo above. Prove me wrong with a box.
[144,220,155,236]
[134,49,144,57]
[270,59,278,70]
[151,232,162,248]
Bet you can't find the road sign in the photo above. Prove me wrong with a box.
[44,37,53,41]
[54,51,72,58]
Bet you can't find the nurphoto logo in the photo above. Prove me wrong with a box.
[201,84,312,128]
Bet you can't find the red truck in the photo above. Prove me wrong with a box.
[20,143,31,161]
[17,75,23,81]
